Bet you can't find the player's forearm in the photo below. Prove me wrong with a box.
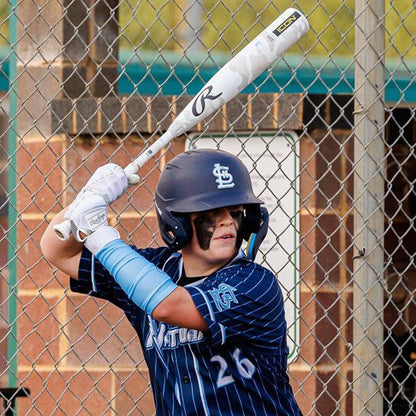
[40,209,83,278]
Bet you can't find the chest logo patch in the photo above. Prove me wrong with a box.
[209,283,238,311]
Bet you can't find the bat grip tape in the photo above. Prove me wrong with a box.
[95,240,177,314]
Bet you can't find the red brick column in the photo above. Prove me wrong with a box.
[14,0,68,408]
[290,128,354,415]
[0,94,10,386]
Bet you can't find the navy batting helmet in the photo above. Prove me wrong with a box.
[155,148,268,256]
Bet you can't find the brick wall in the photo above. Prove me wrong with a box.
[13,93,416,415]
[0,93,9,387]
[15,89,355,414]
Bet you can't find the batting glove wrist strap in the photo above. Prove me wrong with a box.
[85,226,120,255]
[95,240,177,314]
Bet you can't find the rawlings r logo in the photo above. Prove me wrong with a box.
[192,86,223,116]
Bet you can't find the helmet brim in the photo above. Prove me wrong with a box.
[165,192,263,213]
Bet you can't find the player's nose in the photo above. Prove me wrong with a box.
[216,208,234,226]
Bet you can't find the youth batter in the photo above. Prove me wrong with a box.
[41,148,303,415]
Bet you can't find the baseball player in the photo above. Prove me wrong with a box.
[41,148,303,415]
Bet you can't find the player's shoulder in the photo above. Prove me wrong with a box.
[208,259,282,307]
[228,255,275,275]
[220,256,277,286]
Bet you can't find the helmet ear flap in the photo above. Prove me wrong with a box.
[241,205,262,240]
[156,211,192,250]
[245,207,269,260]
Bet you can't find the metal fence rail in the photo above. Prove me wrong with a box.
[0,0,415,415]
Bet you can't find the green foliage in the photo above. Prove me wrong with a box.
[117,0,357,56]
[200,0,355,56]
[0,2,9,48]
[120,0,180,50]
[385,1,416,58]
[0,0,415,59]
[118,0,416,59]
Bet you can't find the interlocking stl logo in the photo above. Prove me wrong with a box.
[212,163,235,189]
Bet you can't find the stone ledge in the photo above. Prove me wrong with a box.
[50,93,357,136]
[50,93,311,135]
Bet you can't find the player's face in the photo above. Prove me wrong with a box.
[186,205,243,269]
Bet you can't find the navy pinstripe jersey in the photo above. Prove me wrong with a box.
[71,246,302,416]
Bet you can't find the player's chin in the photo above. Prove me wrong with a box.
[211,237,237,256]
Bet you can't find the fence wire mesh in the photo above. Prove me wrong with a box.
[0,0,415,415]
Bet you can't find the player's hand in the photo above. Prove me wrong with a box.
[67,193,120,253]
[81,163,137,205]
[67,193,108,242]
[53,163,139,243]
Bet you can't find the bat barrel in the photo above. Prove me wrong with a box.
[162,9,309,137]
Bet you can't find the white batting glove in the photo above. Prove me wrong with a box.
[81,163,130,204]
[64,163,138,225]
[67,193,121,253]
[68,194,109,242]
[62,189,92,228]
[63,163,139,245]
[84,225,120,255]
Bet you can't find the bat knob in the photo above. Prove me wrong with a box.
[53,220,72,241]
[123,164,140,186]
[127,173,140,186]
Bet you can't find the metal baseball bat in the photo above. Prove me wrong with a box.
[54,8,309,241]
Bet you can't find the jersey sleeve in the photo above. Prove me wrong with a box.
[186,261,287,352]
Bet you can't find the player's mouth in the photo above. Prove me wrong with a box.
[215,232,236,240]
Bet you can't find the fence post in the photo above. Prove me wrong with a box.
[353,1,385,415]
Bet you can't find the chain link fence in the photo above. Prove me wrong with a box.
[0,0,415,414]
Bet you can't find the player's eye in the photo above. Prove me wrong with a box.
[230,210,243,219]
[193,213,215,228]
[226,205,244,219]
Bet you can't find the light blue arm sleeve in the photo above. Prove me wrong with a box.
[95,239,177,314]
